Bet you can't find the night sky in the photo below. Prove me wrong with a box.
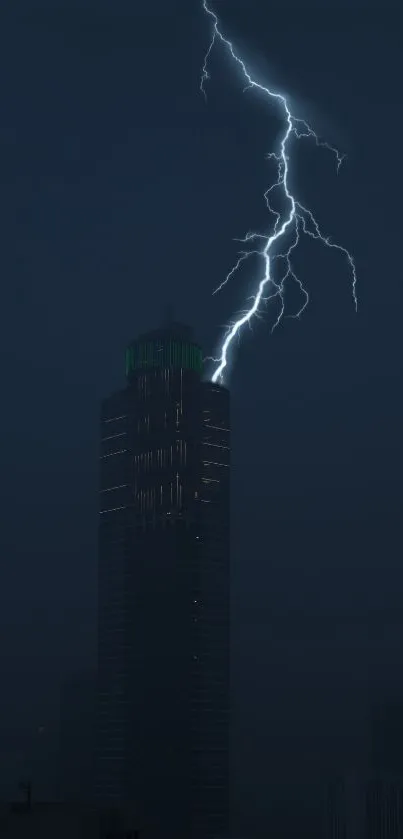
[0,0,402,834]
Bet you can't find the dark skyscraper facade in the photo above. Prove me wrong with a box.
[96,323,230,839]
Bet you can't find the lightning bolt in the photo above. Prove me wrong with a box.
[201,1,357,384]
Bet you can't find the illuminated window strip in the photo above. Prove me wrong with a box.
[202,442,229,450]
[100,450,128,460]
[101,432,127,442]
[102,415,127,424]
[204,425,230,432]
[99,484,129,493]
[202,461,229,468]
[100,506,127,515]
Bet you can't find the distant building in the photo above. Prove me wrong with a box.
[58,670,96,801]
[365,776,403,838]
[371,702,403,778]
[0,794,140,838]
[0,723,59,803]
[96,322,231,839]
[365,701,403,837]
[324,703,403,837]
[0,801,98,839]
[325,773,365,839]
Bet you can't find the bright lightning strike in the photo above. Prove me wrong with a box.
[201,0,358,384]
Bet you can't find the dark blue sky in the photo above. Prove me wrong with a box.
[0,0,402,832]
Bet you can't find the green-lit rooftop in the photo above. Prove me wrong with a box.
[125,323,203,378]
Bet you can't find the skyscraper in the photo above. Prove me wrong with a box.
[96,322,230,839]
